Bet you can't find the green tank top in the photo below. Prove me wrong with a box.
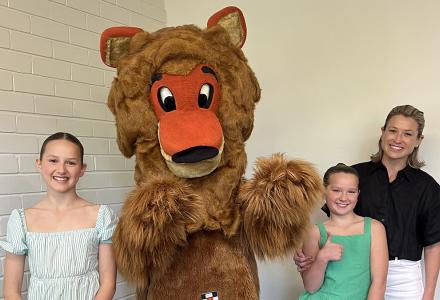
[299,217,372,300]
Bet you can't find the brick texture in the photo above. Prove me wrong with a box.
[0,0,165,298]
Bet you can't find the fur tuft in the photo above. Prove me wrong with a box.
[239,153,323,259]
[113,176,206,287]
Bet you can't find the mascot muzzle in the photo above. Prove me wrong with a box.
[150,64,224,178]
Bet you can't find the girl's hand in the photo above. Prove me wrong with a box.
[317,232,343,263]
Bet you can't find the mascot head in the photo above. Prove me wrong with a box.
[100,7,260,180]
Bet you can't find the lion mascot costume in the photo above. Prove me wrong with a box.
[100,6,322,299]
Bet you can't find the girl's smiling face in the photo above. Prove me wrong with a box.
[325,172,359,216]
[36,139,86,194]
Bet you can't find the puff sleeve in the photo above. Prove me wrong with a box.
[96,205,117,244]
[0,209,28,255]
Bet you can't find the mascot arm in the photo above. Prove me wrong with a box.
[113,176,205,288]
[239,153,323,259]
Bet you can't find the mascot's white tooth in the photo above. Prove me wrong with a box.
[101,6,322,298]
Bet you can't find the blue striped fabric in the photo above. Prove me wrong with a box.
[0,205,117,300]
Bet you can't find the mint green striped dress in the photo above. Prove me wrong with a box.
[0,205,117,300]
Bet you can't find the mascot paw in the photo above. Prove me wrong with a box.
[239,153,323,258]
[113,176,205,284]
[134,177,205,234]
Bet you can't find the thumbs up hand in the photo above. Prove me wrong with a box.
[317,232,343,263]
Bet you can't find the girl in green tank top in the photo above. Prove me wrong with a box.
[299,163,388,300]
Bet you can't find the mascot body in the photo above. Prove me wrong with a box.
[100,7,322,299]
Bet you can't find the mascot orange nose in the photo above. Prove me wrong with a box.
[150,64,223,178]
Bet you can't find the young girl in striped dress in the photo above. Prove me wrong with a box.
[1,132,117,300]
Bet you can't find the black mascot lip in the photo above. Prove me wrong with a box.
[172,146,219,163]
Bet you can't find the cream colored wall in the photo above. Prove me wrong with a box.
[165,1,440,299]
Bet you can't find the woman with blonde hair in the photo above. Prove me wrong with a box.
[296,105,440,300]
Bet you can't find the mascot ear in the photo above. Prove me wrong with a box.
[207,6,247,48]
[100,26,144,67]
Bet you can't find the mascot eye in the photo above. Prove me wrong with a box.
[158,87,176,112]
[198,83,213,109]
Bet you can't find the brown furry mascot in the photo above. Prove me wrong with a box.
[100,6,322,299]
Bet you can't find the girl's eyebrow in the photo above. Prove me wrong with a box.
[45,154,79,160]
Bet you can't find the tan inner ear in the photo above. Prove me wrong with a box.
[106,36,132,67]
[216,11,244,47]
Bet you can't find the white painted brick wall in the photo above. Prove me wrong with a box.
[11,31,53,57]
[14,73,55,95]
[54,79,91,100]
[87,14,120,34]
[69,27,100,49]
[56,118,94,136]
[9,0,52,19]
[32,56,71,80]
[50,2,88,28]
[73,100,108,120]
[93,122,117,138]
[0,6,30,32]
[35,95,73,117]
[18,155,39,173]
[53,41,89,64]
[0,70,13,90]
[71,64,104,85]
[0,0,166,298]
[0,91,34,112]
[95,156,126,171]
[67,0,100,16]
[0,48,32,72]
[100,2,130,24]
[0,155,18,174]
[31,16,69,42]
[16,114,58,134]
[0,28,10,48]
[0,113,16,132]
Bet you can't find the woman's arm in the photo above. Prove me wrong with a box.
[3,253,25,300]
[422,242,440,300]
[367,219,388,300]
[301,226,343,293]
[95,243,117,300]
[294,249,314,272]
